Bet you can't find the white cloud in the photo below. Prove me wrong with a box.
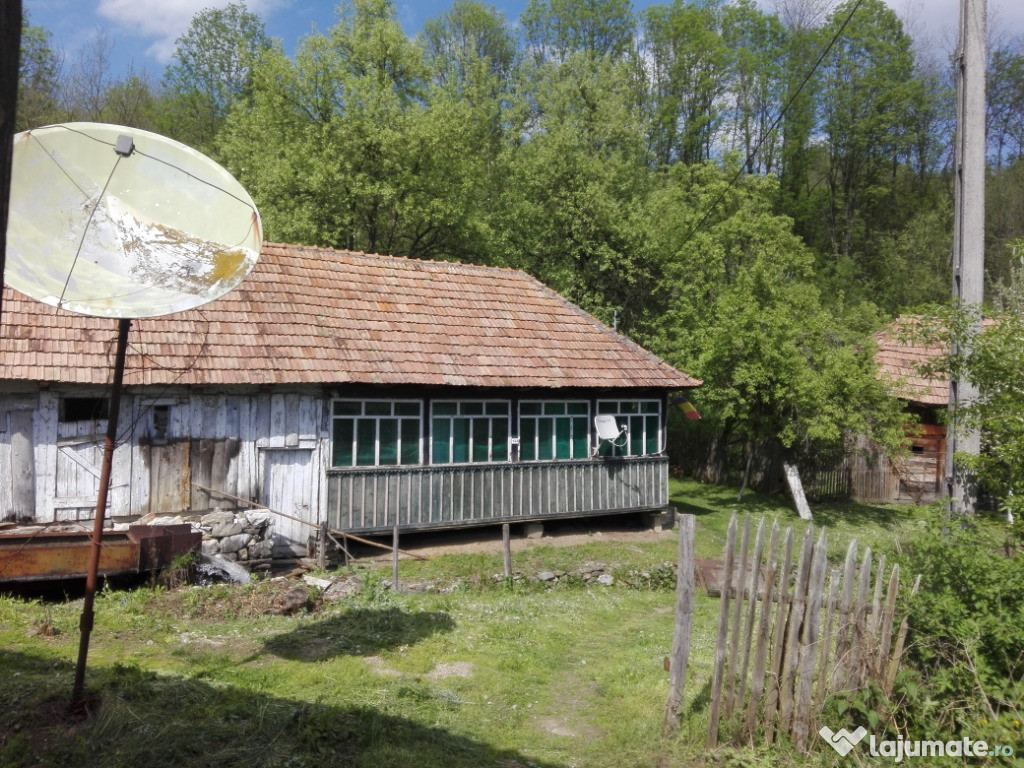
[95,0,288,64]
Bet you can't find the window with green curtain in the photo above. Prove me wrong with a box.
[333,418,354,466]
[518,401,590,461]
[594,400,662,458]
[331,400,422,468]
[378,419,398,465]
[430,401,510,464]
[520,418,537,461]
[356,419,376,465]
[432,418,451,463]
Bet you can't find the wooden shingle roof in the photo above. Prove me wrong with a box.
[875,322,947,406]
[0,244,699,390]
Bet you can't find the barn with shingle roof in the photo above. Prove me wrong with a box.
[0,245,699,553]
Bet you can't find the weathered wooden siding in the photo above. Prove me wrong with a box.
[1,387,323,548]
[326,457,669,534]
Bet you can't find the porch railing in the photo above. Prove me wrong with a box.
[326,456,669,533]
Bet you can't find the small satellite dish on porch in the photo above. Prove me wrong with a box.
[5,122,261,318]
[594,414,624,441]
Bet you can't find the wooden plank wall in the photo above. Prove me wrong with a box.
[0,388,323,539]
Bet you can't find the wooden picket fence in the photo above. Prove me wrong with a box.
[702,514,919,750]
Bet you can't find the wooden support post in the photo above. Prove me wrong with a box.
[318,520,327,570]
[502,523,512,579]
[339,532,350,567]
[663,514,696,736]
[71,318,131,713]
[392,523,399,592]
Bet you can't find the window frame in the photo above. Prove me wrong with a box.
[330,398,423,468]
[430,399,512,465]
[518,399,592,462]
[594,399,663,458]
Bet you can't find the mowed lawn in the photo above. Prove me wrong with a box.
[0,480,925,768]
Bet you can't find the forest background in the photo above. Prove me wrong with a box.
[15,0,1024,485]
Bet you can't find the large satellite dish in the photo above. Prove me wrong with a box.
[2,122,262,711]
[6,122,261,317]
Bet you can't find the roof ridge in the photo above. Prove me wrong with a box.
[264,243,527,276]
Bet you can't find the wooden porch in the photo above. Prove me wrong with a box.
[326,456,669,534]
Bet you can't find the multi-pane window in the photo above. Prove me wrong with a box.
[519,401,590,461]
[431,401,510,464]
[596,400,661,457]
[332,400,422,467]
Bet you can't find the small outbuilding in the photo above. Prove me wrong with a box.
[848,322,947,504]
[0,245,699,554]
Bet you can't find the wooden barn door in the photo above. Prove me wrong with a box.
[259,448,316,555]
[54,421,110,521]
[0,407,36,521]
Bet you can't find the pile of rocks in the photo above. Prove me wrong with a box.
[128,509,276,563]
[197,509,275,562]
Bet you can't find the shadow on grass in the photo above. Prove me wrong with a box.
[262,607,456,662]
[0,649,564,768]
[807,499,920,532]
[671,478,920,531]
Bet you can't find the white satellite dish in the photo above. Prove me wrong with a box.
[5,122,261,318]
[3,123,262,710]
[594,414,625,441]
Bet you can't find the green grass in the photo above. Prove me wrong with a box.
[0,480,944,768]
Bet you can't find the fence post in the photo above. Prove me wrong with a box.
[392,524,400,592]
[663,514,696,736]
[708,514,738,747]
[502,523,512,580]
[743,520,780,739]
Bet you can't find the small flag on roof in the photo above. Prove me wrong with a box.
[670,394,702,420]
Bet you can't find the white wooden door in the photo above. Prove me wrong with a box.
[259,448,316,555]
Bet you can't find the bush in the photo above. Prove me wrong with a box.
[898,512,1024,739]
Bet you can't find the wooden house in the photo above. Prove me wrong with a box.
[0,245,700,554]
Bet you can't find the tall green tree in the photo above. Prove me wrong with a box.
[217,0,491,263]
[721,0,786,173]
[817,0,918,262]
[162,0,272,148]
[16,15,62,130]
[521,0,635,63]
[988,43,1024,170]
[494,51,652,325]
[644,164,906,462]
[642,0,730,167]
[422,0,517,92]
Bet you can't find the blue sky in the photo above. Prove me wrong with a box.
[24,0,1024,82]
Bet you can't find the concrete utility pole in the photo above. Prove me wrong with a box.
[947,0,986,516]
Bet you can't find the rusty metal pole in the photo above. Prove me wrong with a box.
[71,317,131,713]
